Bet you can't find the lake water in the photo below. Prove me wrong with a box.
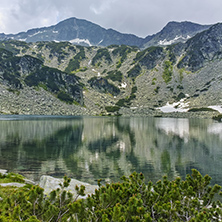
[1,115,222,186]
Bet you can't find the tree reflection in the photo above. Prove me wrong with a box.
[0,116,222,186]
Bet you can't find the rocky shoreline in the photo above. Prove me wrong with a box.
[0,84,221,119]
[0,169,98,198]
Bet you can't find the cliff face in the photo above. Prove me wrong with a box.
[0,48,83,105]
[0,22,222,116]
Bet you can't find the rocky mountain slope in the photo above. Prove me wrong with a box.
[0,17,211,48]
[0,22,222,116]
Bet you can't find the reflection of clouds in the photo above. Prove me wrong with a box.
[208,123,222,140]
[118,141,126,152]
[155,118,189,142]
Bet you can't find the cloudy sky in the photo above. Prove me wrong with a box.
[0,0,221,37]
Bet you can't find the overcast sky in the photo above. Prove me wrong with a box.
[0,0,222,37]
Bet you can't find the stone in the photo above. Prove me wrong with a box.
[39,175,98,198]
[0,183,25,188]
[0,169,8,176]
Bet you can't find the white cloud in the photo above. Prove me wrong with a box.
[0,0,222,37]
[90,0,117,15]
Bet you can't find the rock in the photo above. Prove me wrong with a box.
[0,169,8,176]
[24,178,36,185]
[0,183,25,188]
[39,175,98,198]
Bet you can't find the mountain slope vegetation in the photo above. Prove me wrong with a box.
[0,22,222,116]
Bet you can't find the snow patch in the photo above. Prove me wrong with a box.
[157,98,189,113]
[208,105,222,113]
[28,31,45,38]
[98,39,103,45]
[92,69,100,77]
[19,38,27,41]
[69,38,92,46]
[158,35,191,46]
[119,82,127,88]
[52,30,59,33]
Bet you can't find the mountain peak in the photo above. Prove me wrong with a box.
[0,17,213,49]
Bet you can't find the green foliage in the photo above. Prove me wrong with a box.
[154,86,160,93]
[188,107,216,112]
[112,45,137,68]
[105,106,120,112]
[45,41,70,55]
[57,91,74,104]
[162,60,173,83]
[105,70,123,82]
[166,45,177,64]
[88,77,120,96]
[134,46,165,70]
[92,48,112,66]
[0,172,25,183]
[65,47,86,73]
[0,40,29,54]
[127,64,142,78]
[151,78,157,85]
[0,170,222,221]
[213,114,222,122]
[116,86,137,107]
[0,175,86,221]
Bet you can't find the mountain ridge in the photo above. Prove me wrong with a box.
[0,17,212,48]
[0,20,222,117]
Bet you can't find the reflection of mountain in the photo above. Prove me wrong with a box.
[1,116,222,185]
[0,117,84,180]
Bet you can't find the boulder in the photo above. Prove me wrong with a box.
[0,169,8,176]
[0,182,25,188]
[39,175,98,198]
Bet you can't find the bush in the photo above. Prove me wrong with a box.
[65,47,86,73]
[92,48,112,66]
[0,170,221,221]
[105,106,120,112]
[116,86,137,107]
[188,107,216,112]
[213,114,222,122]
[127,64,141,78]
[105,70,123,82]
[57,91,74,104]
[162,60,173,83]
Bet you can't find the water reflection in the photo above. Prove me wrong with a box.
[0,115,222,186]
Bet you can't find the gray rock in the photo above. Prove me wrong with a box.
[0,169,7,176]
[39,175,98,198]
[24,178,36,185]
[0,183,25,188]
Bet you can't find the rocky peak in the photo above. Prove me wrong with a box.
[143,21,211,48]
[177,22,222,71]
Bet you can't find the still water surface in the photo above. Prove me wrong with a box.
[0,115,222,186]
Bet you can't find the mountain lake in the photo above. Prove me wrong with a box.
[0,115,222,187]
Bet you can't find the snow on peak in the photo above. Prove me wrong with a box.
[158,35,191,46]
[69,38,92,46]
[98,39,104,45]
[28,30,46,38]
